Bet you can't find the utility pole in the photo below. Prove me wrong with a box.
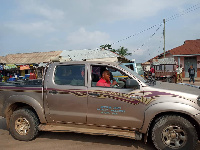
[163,19,166,58]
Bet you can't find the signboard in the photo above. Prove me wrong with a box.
[4,64,17,70]
[20,65,30,70]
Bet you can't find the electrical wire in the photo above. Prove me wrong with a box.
[132,23,163,54]
[109,2,200,46]
[166,3,200,22]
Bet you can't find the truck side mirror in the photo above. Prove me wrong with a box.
[126,79,140,89]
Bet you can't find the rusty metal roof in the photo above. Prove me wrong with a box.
[0,51,62,64]
[141,61,150,65]
[170,39,200,55]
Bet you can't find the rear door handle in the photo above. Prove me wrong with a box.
[49,90,58,94]
[89,93,101,97]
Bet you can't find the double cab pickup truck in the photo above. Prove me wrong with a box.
[0,61,200,150]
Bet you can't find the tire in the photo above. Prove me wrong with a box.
[9,108,39,141]
[152,115,198,150]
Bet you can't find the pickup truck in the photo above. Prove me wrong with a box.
[0,61,200,150]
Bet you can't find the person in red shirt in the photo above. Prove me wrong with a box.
[150,66,155,78]
[29,70,36,79]
[96,70,118,87]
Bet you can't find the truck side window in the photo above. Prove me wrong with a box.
[54,65,85,86]
[91,65,139,89]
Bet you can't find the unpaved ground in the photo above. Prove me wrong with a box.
[0,116,155,150]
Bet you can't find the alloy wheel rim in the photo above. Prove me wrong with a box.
[15,117,30,135]
[162,125,187,149]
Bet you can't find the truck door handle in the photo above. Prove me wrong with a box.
[49,90,58,94]
[89,93,101,97]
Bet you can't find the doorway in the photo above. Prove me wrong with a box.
[184,57,197,77]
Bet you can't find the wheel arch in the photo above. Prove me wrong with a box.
[147,112,200,140]
[4,95,47,128]
[140,102,200,141]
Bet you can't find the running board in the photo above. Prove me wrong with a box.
[38,124,142,140]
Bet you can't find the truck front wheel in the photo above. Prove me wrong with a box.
[9,108,39,141]
[152,115,198,150]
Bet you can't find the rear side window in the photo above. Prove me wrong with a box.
[54,65,85,86]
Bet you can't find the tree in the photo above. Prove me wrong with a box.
[114,47,132,57]
[100,45,132,57]
[100,44,112,50]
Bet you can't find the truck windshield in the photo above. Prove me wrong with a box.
[119,64,146,83]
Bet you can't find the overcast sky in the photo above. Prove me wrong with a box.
[0,0,200,62]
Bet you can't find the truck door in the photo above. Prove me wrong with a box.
[87,65,146,129]
[44,64,87,124]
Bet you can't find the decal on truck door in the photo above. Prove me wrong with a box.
[97,106,125,115]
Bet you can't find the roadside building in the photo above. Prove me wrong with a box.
[170,39,200,78]
[146,39,200,78]
[0,49,133,81]
[141,61,150,71]
[0,51,62,81]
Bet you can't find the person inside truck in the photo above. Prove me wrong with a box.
[96,70,118,87]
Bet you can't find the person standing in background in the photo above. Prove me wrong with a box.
[34,70,38,79]
[29,70,36,79]
[150,66,155,78]
[176,64,183,83]
[188,65,195,84]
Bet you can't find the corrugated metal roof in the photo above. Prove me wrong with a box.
[0,51,62,64]
[141,61,150,65]
[0,49,131,64]
[60,49,119,61]
[0,56,6,63]
[170,39,200,55]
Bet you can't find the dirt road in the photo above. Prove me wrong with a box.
[0,116,156,150]
[1,117,200,150]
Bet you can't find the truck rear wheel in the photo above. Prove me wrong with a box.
[9,108,39,141]
[151,115,198,150]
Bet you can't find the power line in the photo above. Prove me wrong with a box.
[110,3,200,46]
[143,3,200,62]
[110,23,161,45]
[166,3,200,22]
[133,23,163,53]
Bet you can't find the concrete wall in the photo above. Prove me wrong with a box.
[174,55,200,78]
[174,56,185,77]
[150,53,200,78]
[197,56,200,77]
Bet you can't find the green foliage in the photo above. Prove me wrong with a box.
[100,44,132,57]
[115,47,132,56]
[100,44,112,50]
